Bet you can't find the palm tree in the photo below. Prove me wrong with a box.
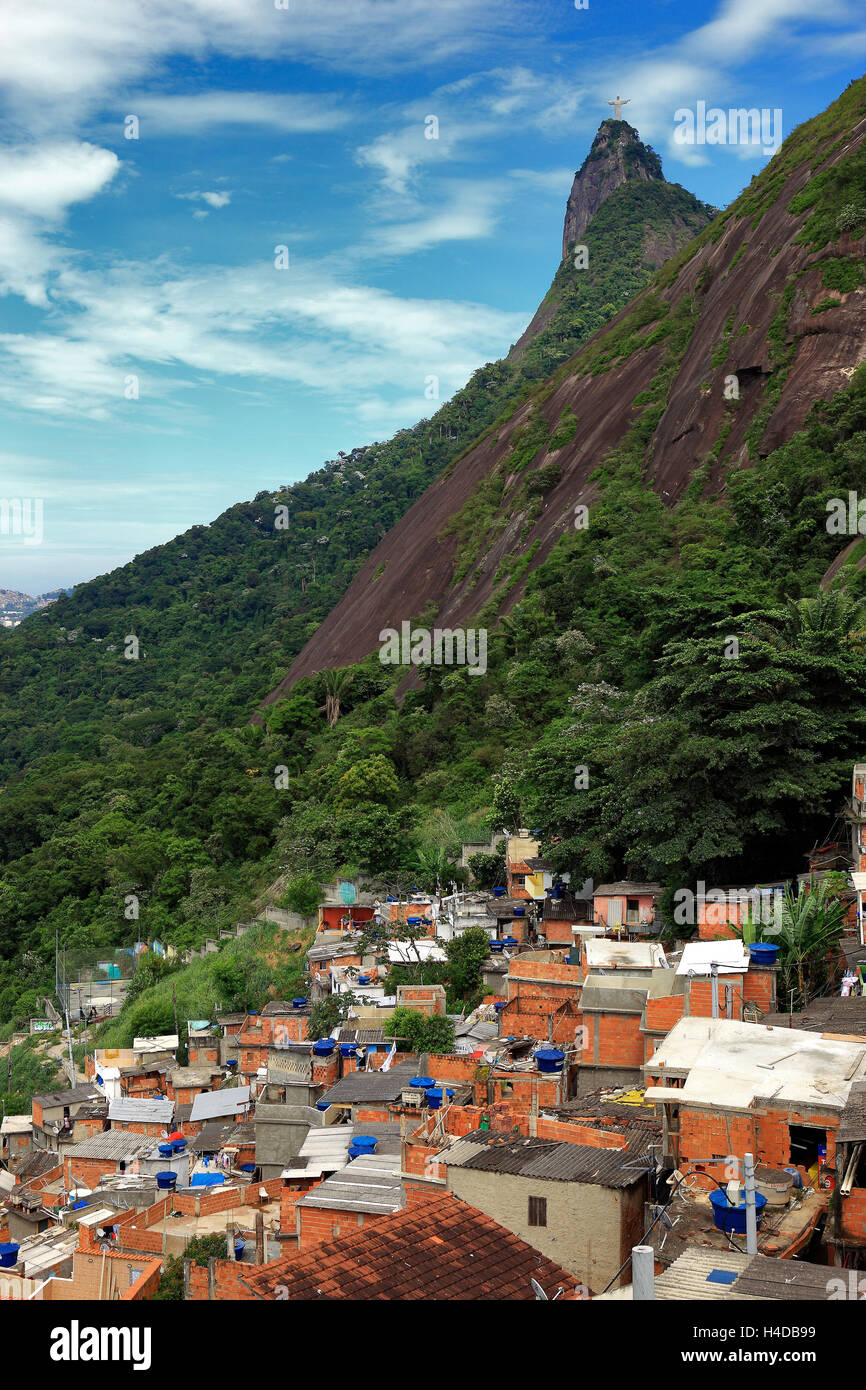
[321,667,353,728]
[736,880,846,1009]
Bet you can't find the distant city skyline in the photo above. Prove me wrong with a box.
[1,0,865,592]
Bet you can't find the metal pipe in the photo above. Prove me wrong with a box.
[711,963,719,1019]
[632,1245,655,1300]
[743,1151,758,1255]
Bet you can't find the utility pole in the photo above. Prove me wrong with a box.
[743,1151,759,1255]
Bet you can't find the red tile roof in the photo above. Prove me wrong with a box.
[242,1193,580,1300]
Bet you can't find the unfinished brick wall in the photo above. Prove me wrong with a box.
[296,1203,388,1249]
[187,1256,258,1300]
[743,967,776,1013]
[677,1104,840,1178]
[594,1013,644,1068]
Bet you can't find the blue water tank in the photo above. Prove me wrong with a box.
[748,943,779,965]
[234,1240,245,1262]
[357,975,372,985]
[409,1076,435,1089]
[513,907,526,917]
[340,1043,357,1057]
[312,1039,335,1056]
[171,1140,187,1154]
[406,917,421,925]
[0,1244,20,1268]
[292,997,308,1009]
[425,1088,454,1110]
[316,1100,331,1112]
[158,1143,174,1157]
[348,1135,377,1159]
[709,1189,767,1234]
[155,1172,177,1191]
[225,1059,238,1070]
[535,1048,565,1073]
[489,940,504,953]
[493,1001,506,1011]
[501,936,518,948]
[492,887,506,898]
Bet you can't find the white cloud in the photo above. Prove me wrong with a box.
[0,142,119,220]
[0,142,119,305]
[177,190,232,211]
[131,91,350,137]
[0,0,526,129]
[0,255,528,423]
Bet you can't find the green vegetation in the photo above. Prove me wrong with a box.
[153,1234,228,1300]
[95,924,312,1049]
[386,1007,456,1054]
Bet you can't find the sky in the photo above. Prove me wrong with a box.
[0,0,864,593]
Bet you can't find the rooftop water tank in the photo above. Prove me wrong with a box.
[748,943,779,965]
[157,1143,174,1157]
[709,1188,767,1234]
[316,1100,331,1112]
[225,1059,238,1070]
[409,1076,435,1090]
[155,1172,177,1191]
[312,1039,335,1056]
[292,998,308,1009]
[234,1240,245,1262]
[348,1135,377,1160]
[489,940,504,953]
[425,1087,454,1110]
[492,887,506,898]
[406,917,421,926]
[500,936,518,948]
[340,1043,357,1056]
[357,975,372,985]
[513,907,526,918]
[535,1048,565,1073]
[0,1243,20,1268]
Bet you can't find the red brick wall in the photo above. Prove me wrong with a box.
[595,1013,644,1067]
[841,1188,866,1240]
[296,1203,388,1249]
[677,1105,839,1178]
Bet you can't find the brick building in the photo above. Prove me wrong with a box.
[645,1016,866,1184]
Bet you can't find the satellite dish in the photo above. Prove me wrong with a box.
[530,1277,548,1301]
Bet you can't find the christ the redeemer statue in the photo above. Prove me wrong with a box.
[608,95,630,120]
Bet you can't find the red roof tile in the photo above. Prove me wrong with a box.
[243,1193,579,1301]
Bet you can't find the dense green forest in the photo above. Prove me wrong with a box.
[0,83,864,1036]
[0,150,711,1027]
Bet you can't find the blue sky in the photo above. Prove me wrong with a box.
[1,0,864,592]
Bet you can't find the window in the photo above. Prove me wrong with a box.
[528,1196,547,1228]
[626,898,640,924]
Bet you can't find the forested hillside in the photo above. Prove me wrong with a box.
[0,123,710,1026]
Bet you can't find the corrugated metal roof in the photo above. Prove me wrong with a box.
[298,1153,404,1215]
[320,1062,418,1105]
[838,1078,866,1143]
[654,1248,755,1301]
[190,1085,251,1122]
[442,1134,644,1188]
[32,1085,100,1108]
[108,1096,174,1124]
[654,1247,839,1301]
[64,1131,156,1160]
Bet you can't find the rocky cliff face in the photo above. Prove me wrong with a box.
[561,119,663,259]
[261,80,866,709]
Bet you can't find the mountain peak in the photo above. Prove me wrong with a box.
[562,119,664,259]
